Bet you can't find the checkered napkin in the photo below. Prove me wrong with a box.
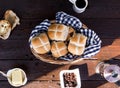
[29,19,51,47]
[56,12,82,29]
[29,11,102,60]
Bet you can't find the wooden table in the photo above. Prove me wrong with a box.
[0,0,120,88]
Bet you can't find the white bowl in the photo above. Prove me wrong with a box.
[60,68,81,88]
[7,68,27,87]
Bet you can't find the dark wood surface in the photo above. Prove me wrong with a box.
[0,0,120,88]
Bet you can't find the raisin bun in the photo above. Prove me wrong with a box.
[67,26,75,41]
[0,20,12,40]
[48,24,69,41]
[68,33,87,55]
[51,41,68,58]
[31,33,51,54]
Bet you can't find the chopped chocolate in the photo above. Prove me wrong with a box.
[63,72,77,87]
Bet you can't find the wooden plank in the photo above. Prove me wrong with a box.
[0,81,12,88]
[82,80,119,88]
[0,60,61,81]
[0,18,119,40]
[35,60,103,81]
[0,39,33,60]
[0,80,119,88]
[82,19,120,39]
[0,0,120,88]
[0,19,119,39]
[0,60,96,81]
[0,38,120,60]
[0,0,120,19]
[0,80,118,88]
[0,60,120,81]
[102,38,120,46]
[21,80,119,88]
[95,39,120,60]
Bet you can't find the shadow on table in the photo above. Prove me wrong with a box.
[103,55,120,87]
[69,63,120,88]
[12,59,61,81]
[104,55,120,65]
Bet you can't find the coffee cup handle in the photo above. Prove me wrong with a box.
[69,0,76,4]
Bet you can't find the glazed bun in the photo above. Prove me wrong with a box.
[31,33,51,54]
[68,33,87,55]
[0,20,12,40]
[51,41,68,58]
[48,24,69,41]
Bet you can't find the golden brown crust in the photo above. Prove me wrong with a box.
[77,47,84,55]
[0,20,12,40]
[47,24,69,41]
[4,10,20,30]
[68,33,87,55]
[51,41,68,58]
[31,33,51,54]
[66,26,75,41]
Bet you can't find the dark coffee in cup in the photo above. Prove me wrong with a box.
[76,0,86,8]
[69,0,88,13]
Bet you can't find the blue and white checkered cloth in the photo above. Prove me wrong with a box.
[56,12,82,29]
[29,19,51,43]
[29,11,102,60]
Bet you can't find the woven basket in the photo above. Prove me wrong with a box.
[31,48,84,64]
[30,20,88,65]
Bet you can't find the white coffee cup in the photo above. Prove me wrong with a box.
[69,0,88,13]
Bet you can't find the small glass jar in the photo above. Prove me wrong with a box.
[96,62,120,83]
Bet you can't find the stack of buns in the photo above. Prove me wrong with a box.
[31,23,87,58]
